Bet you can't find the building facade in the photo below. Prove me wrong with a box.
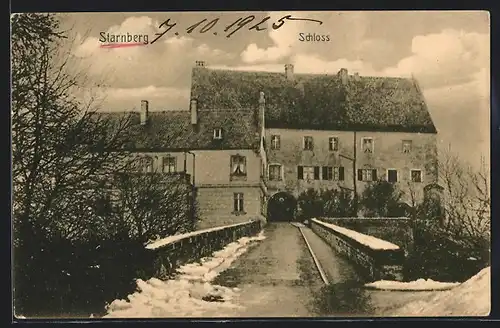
[106,61,439,227]
[264,128,438,202]
[104,95,267,229]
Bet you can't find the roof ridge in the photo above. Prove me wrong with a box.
[202,66,416,82]
[357,75,412,81]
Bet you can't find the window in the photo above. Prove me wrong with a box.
[361,137,374,153]
[268,164,282,181]
[303,136,314,150]
[411,169,423,183]
[230,155,246,177]
[271,135,281,150]
[213,128,223,140]
[329,137,339,151]
[322,166,345,181]
[163,156,176,173]
[387,169,398,183]
[298,166,320,180]
[141,156,154,173]
[357,168,378,182]
[402,140,412,153]
[233,193,244,213]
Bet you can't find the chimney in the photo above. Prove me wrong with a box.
[338,68,348,85]
[258,91,265,130]
[195,60,206,67]
[190,99,198,125]
[140,100,149,125]
[285,64,294,81]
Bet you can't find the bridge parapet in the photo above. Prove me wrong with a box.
[311,218,405,281]
[145,219,262,279]
[318,217,414,256]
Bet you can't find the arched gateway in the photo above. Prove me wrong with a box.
[266,192,297,222]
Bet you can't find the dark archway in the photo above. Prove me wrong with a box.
[267,192,297,222]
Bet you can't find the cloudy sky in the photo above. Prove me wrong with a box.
[60,11,490,167]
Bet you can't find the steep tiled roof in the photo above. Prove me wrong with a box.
[190,67,437,133]
[97,109,259,151]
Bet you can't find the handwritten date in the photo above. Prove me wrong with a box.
[150,14,323,44]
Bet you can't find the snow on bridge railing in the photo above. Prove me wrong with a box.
[311,218,400,251]
[146,220,259,250]
[311,218,405,281]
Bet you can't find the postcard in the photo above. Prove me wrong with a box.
[11,11,491,319]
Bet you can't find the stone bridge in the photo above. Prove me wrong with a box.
[135,217,415,316]
[146,217,410,283]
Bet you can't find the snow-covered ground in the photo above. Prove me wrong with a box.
[103,232,266,318]
[389,266,490,316]
[365,279,460,291]
[311,219,400,250]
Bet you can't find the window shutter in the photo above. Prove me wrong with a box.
[314,166,320,180]
[372,169,378,181]
[322,167,328,180]
[339,167,345,181]
[298,166,303,180]
[357,169,363,181]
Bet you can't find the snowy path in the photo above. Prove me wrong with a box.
[211,222,325,317]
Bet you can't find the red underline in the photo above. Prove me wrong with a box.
[100,43,148,49]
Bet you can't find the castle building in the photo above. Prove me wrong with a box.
[106,61,439,227]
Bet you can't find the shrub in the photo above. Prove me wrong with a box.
[297,188,356,220]
[359,180,406,217]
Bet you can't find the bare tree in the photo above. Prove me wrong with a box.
[11,13,133,244]
[114,163,197,245]
[438,149,490,247]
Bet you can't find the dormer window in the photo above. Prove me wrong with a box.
[213,128,223,140]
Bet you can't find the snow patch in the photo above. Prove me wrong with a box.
[390,267,490,316]
[365,279,460,291]
[312,219,400,250]
[103,231,266,318]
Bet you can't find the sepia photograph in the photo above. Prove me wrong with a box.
[11,10,491,319]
